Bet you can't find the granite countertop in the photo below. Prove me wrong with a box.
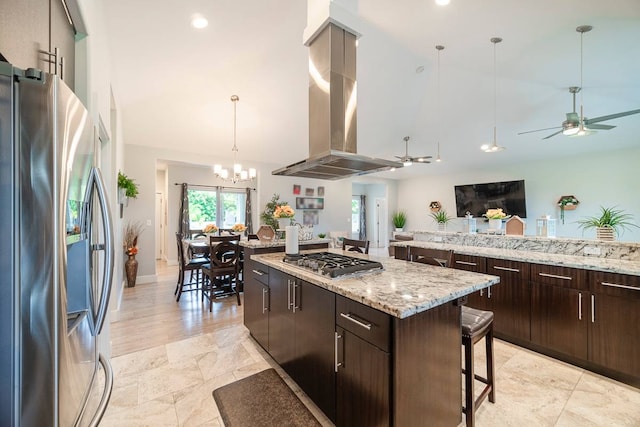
[240,238,331,249]
[251,249,500,319]
[391,240,640,276]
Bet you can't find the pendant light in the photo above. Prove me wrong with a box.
[435,45,444,162]
[481,37,506,153]
[575,25,593,137]
[213,95,257,183]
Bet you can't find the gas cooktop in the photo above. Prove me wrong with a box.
[283,252,384,278]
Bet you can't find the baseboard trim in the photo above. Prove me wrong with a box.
[136,274,157,285]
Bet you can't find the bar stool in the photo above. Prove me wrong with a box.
[461,306,496,427]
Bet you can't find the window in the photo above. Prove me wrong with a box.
[188,188,246,232]
[351,197,361,236]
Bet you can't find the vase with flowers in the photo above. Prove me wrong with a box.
[203,223,218,236]
[483,208,509,231]
[273,204,296,230]
[124,221,145,287]
[231,223,247,235]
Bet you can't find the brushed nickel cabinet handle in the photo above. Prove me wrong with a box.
[262,287,268,314]
[455,260,477,266]
[538,272,572,281]
[601,281,639,291]
[578,292,582,320]
[287,279,293,310]
[487,287,492,298]
[493,265,520,273]
[292,281,299,313]
[334,332,342,372]
[591,295,595,323]
[340,312,372,330]
[252,269,265,276]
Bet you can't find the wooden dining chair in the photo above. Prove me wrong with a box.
[175,233,209,301]
[342,238,370,254]
[201,234,242,311]
[407,246,453,267]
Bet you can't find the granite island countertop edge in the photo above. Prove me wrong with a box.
[250,250,500,319]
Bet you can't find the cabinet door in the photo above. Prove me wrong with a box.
[486,258,530,341]
[268,268,295,371]
[293,280,336,422]
[531,283,587,359]
[453,254,489,310]
[0,0,49,70]
[589,272,640,378]
[50,0,75,89]
[243,273,269,350]
[336,328,390,427]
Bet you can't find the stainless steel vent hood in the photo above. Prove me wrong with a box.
[272,23,401,180]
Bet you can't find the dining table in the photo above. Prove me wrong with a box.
[185,236,246,291]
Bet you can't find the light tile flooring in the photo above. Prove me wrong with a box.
[102,258,640,426]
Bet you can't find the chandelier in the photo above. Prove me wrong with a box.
[213,95,256,183]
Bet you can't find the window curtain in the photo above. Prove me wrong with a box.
[245,187,253,233]
[178,183,190,238]
[359,194,367,240]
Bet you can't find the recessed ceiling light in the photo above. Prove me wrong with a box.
[191,14,208,29]
[435,0,450,5]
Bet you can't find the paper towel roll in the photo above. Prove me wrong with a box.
[285,225,299,255]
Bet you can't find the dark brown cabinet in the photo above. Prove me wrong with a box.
[268,268,336,421]
[485,258,530,341]
[452,254,488,309]
[335,295,391,426]
[530,264,588,359]
[589,272,640,378]
[242,261,269,350]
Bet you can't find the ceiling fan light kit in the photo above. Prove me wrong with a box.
[519,25,640,140]
[395,136,432,167]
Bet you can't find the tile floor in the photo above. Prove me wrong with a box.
[101,259,640,426]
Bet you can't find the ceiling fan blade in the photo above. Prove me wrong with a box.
[587,124,615,130]
[517,126,561,136]
[414,156,432,162]
[542,130,564,140]
[585,109,640,125]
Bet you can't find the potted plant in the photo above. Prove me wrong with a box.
[392,211,407,232]
[483,208,509,231]
[261,194,287,231]
[557,195,580,224]
[117,171,139,206]
[577,206,638,241]
[430,210,453,231]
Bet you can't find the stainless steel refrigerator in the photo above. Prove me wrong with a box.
[0,62,114,426]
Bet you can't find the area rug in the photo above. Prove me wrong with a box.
[212,368,322,427]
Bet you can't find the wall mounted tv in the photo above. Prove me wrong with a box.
[454,179,527,218]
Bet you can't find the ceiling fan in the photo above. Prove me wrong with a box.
[518,25,640,140]
[395,136,432,166]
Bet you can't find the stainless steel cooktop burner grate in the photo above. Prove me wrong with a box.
[283,252,383,278]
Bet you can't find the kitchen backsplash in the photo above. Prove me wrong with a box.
[410,231,640,262]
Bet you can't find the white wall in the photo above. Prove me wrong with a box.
[397,147,640,242]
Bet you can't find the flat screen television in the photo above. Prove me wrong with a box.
[454,180,527,218]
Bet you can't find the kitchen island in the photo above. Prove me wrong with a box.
[244,249,499,426]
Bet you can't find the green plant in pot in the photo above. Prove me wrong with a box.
[118,171,139,201]
[392,211,407,231]
[576,206,638,241]
[430,210,453,231]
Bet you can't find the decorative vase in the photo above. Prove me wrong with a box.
[437,223,446,232]
[488,219,502,231]
[596,226,615,241]
[125,254,138,288]
[395,228,404,232]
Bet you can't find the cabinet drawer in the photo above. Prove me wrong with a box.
[453,254,486,273]
[530,264,586,290]
[487,258,529,280]
[590,271,640,298]
[336,295,390,352]
[249,261,269,285]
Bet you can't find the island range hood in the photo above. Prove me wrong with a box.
[272,23,401,180]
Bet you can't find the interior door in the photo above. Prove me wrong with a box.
[374,198,388,249]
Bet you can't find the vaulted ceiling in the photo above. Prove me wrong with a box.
[104,0,640,179]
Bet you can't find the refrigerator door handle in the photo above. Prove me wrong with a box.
[86,353,114,427]
[90,167,114,335]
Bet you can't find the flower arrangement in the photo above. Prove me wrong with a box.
[273,204,295,219]
[203,223,218,234]
[231,223,247,233]
[123,221,145,257]
[483,208,509,220]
